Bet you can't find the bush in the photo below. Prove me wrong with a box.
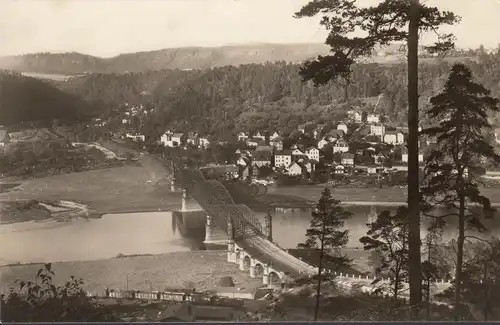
[218,276,235,287]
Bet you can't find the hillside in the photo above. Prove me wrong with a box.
[0,43,477,75]
[0,71,99,126]
[52,53,500,140]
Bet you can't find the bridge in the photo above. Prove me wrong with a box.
[172,167,317,285]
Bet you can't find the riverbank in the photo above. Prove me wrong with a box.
[0,251,263,295]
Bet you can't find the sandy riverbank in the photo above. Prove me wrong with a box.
[0,251,263,295]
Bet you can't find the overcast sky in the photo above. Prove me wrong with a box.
[1,0,498,57]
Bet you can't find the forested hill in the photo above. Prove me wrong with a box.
[55,53,500,138]
[0,43,331,74]
[0,43,478,75]
[0,71,99,126]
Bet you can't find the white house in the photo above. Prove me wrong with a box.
[305,147,320,162]
[269,132,280,141]
[254,132,266,141]
[238,132,249,142]
[333,139,350,153]
[291,148,305,156]
[402,153,424,163]
[246,139,259,148]
[334,165,346,174]
[318,138,330,150]
[199,137,210,149]
[125,133,145,142]
[370,124,386,137]
[348,110,362,123]
[287,162,303,176]
[160,132,184,147]
[384,131,405,145]
[341,153,355,166]
[274,152,292,168]
[337,123,348,134]
[367,114,380,123]
[186,134,199,147]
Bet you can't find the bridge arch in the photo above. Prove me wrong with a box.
[268,271,281,286]
[242,255,251,271]
[254,263,264,277]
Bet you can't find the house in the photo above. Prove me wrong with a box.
[370,124,385,137]
[305,147,320,162]
[291,148,305,157]
[374,152,386,164]
[367,165,384,174]
[199,136,210,149]
[186,134,199,147]
[318,138,330,150]
[341,153,355,166]
[367,113,380,123]
[246,138,259,148]
[297,124,306,133]
[237,132,249,142]
[326,129,344,141]
[337,123,348,134]
[348,110,362,123]
[0,128,10,147]
[270,136,283,151]
[202,164,239,180]
[333,139,350,153]
[334,164,346,174]
[254,132,266,141]
[269,131,281,141]
[274,151,293,168]
[252,151,272,167]
[125,132,145,142]
[236,156,249,167]
[287,162,305,176]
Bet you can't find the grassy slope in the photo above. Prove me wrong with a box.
[0,251,262,294]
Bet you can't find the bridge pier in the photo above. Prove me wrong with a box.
[263,265,270,285]
[239,250,245,271]
[264,210,273,241]
[249,258,256,278]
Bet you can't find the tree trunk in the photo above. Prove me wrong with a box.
[314,231,326,321]
[454,195,466,320]
[408,0,422,319]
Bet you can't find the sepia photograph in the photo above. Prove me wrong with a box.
[1,0,500,322]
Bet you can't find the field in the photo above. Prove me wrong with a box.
[0,251,262,295]
[0,158,180,214]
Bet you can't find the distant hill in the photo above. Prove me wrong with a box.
[0,71,99,126]
[0,43,475,75]
[0,43,331,75]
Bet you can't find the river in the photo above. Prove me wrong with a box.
[2,206,500,266]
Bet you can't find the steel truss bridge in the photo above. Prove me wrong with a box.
[176,168,315,279]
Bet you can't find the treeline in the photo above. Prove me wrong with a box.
[0,71,99,126]
[56,53,500,137]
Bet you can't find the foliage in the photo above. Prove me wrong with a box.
[360,207,409,301]
[0,264,116,322]
[421,63,500,319]
[298,187,351,320]
[0,71,98,126]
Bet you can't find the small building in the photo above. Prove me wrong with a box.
[269,131,281,141]
[270,136,283,151]
[252,151,272,167]
[186,134,199,147]
[326,129,344,141]
[334,164,346,174]
[199,137,210,149]
[291,148,305,157]
[367,114,380,124]
[125,132,145,142]
[367,165,384,174]
[305,147,320,162]
[318,138,329,150]
[287,162,304,176]
[274,151,292,168]
[348,110,362,123]
[0,128,10,147]
[160,131,184,147]
[337,123,348,134]
[370,123,385,137]
[297,124,306,133]
[246,138,259,148]
[254,132,266,141]
[237,132,249,142]
[341,153,355,166]
[333,139,350,153]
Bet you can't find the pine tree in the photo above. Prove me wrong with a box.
[421,63,500,320]
[294,1,460,316]
[298,187,351,321]
[360,207,409,303]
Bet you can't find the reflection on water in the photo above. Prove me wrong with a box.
[2,206,500,265]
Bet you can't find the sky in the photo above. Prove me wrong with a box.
[0,0,499,57]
